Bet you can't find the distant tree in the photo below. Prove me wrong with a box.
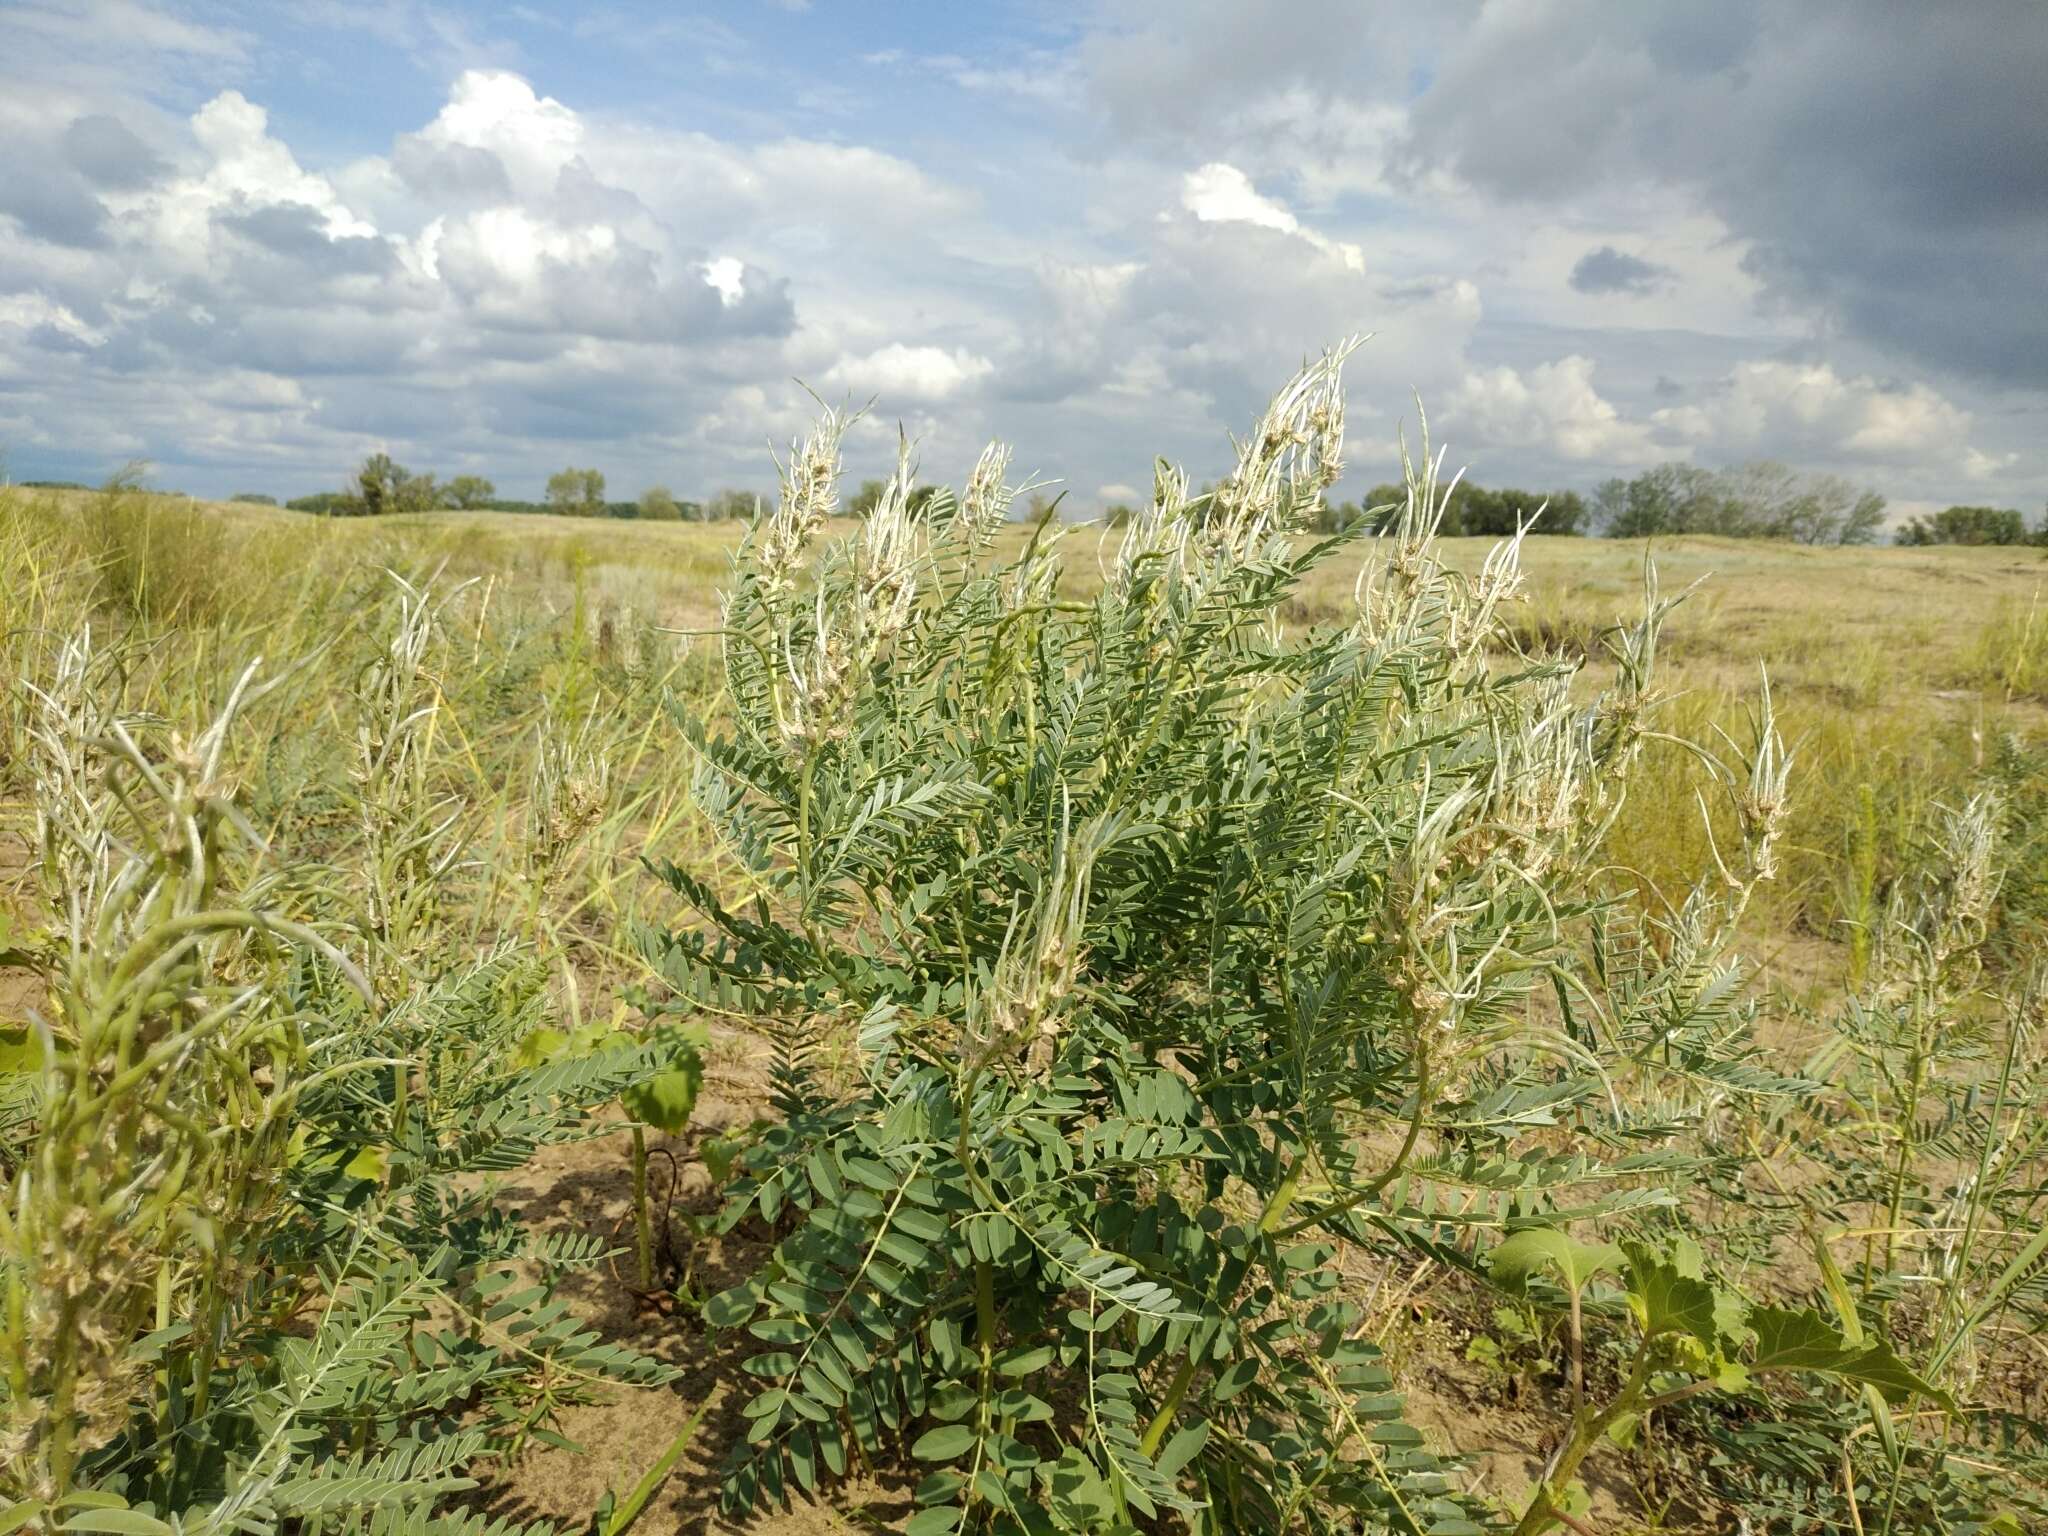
[639,485,681,521]
[229,493,277,506]
[395,472,443,514]
[1715,460,1885,545]
[1596,461,1883,544]
[286,491,351,515]
[351,452,402,516]
[1103,503,1136,527]
[705,488,765,522]
[1594,464,1733,538]
[545,467,606,516]
[444,475,497,510]
[344,453,442,516]
[1896,505,2030,546]
[1355,481,1585,537]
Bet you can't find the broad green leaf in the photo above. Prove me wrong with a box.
[511,1026,571,1069]
[620,1033,703,1131]
[1748,1306,1855,1372]
[1625,1248,1720,1346]
[703,1282,758,1329]
[1154,1420,1210,1480]
[1488,1228,1623,1298]
[1748,1307,1952,1406]
[0,1025,44,1073]
[1046,1447,1118,1527]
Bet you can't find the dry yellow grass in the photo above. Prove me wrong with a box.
[18,487,2048,994]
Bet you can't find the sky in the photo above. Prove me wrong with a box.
[1,0,2043,523]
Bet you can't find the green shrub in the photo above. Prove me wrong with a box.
[645,347,1915,1533]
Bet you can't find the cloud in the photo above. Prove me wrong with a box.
[1082,0,1419,146]
[390,137,514,206]
[2,0,249,66]
[1449,356,1659,464]
[1400,2,2048,388]
[404,71,582,204]
[0,292,107,348]
[822,344,995,403]
[701,256,745,306]
[0,65,813,492]
[0,162,109,249]
[63,114,168,190]
[1180,163,1362,271]
[1569,246,1671,296]
[0,6,2037,516]
[1651,359,1987,468]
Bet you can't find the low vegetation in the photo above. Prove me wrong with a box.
[1896,504,2047,548]
[3,348,2046,1534]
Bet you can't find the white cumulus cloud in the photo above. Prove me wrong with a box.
[1180,162,1362,271]
[822,344,995,403]
[1449,356,1658,465]
[1653,360,1986,468]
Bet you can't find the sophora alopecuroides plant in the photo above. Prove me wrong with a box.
[1,592,684,1536]
[643,341,1920,1533]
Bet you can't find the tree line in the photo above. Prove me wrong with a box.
[1108,460,1901,544]
[280,454,769,521]
[250,451,2038,549]
[1893,503,2048,547]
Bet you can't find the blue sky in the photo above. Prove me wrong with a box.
[1,0,2043,522]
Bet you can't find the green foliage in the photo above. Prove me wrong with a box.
[1675,793,2048,1532]
[1595,459,1885,544]
[649,343,1820,1532]
[637,485,681,521]
[349,454,445,517]
[703,488,765,522]
[443,474,497,510]
[1487,1230,1624,1298]
[545,467,607,516]
[1896,504,2036,546]
[1349,480,1590,536]
[285,490,353,514]
[1484,1228,1946,1534]
[0,587,681,1534]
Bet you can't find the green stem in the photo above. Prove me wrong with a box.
[1139,1357,1198,1459]
[1512,1337,1653,1536]
[633,1125,655,1292]
[972,1255,998,1508]
[1270,1043,1432,1242]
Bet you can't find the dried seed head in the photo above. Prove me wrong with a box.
[760,397,862,597]
[781,587,856,749]
[1205,337,1364,555]
[956,440,1016,548]
[854,431,924,653]
[1932,791,2001,963]
[530,703,613,863]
